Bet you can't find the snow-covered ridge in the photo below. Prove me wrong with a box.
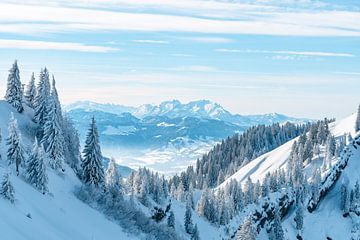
[219,112,357,189]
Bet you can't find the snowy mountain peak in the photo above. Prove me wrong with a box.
[64,101,136,115]
[134,99,231,120]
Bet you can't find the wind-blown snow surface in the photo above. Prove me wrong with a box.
[219,113,357,189]
[0,101,135,240]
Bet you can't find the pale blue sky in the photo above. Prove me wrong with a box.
[0,0,359,119]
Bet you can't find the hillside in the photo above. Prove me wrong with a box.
[0,101,136,240]
[219,113,356,189]
[213,112,359,239]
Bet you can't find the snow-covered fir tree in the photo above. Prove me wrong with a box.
[62,113,81,172]
[236,216,257,240]
[4,60,23,113]
[191,224,200,240]
[26,139,48,194]
[81,117,105,188]
[34,68,51,139]
[294,203,304,238]
[24,72,36,108]
[105,157,123,202]
[167,211,175,229]
[41,77,65,171]
[356,104,360,132]
[184,202,194,234]
[6,113,25,175]
[270,210,285,240]
[0,171,15,203]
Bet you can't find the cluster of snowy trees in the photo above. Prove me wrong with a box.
[194,167,290,225]
[177,122,308,190]
[0,61,80,201]
[76,117,180,239]
[4,61,82,175]
[341,181,360,217]
[127,167,169,205]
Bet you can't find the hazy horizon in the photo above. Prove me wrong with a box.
[0,0,359,119]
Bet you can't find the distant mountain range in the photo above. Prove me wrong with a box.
[65,100,311,174]
[66,100,310,127]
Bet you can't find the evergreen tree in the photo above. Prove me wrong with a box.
[326,135,336,158]
[236,216,257,240]
[105,157,123,201]
[270,211,285,240]
[244,177,254,204]
[344,188,351,216]
[184,203,194,234]
[26,139,48,194]
[302,139,313,162]
[34,68,51,139]
[0,171,15,203]
[311,168,321,202]
[356,104,360,132]
[81,117,105,188]
[5,60,23,113]
[62,113,81,171]
[24,72,36,108]
[294,203,304,237]
[42,77,65,171]
[167,211,175,229]
[191,224,200,240]
[341,183,348,211]
[6,113,25,175]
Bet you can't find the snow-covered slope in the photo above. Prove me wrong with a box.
[282,114,359,240]
[219,113,357,188]
[0,101,135,240]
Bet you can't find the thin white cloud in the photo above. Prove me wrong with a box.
[132,40,169,44]
[180,37,234,43]
[0,39,119,52]
[171,53,193,57]
[0,3,359,36]
[215,49,355,57]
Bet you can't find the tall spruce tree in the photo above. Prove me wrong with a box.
[236,216,257,240]
[191,224,200,240]
[0,171,15,203]
[294,203,304,238]
[26,139,48,194]
[167,211,175,229]
[62,113,81,171]
[34,68,51,139]
[270,211,285,240]
[42,77,65,171]
[24,72,36,108]
[356,104,360,132]
[5,60,23,113]
[184,202,194,234]
[81,117,105,188]
[6,113,25,175]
